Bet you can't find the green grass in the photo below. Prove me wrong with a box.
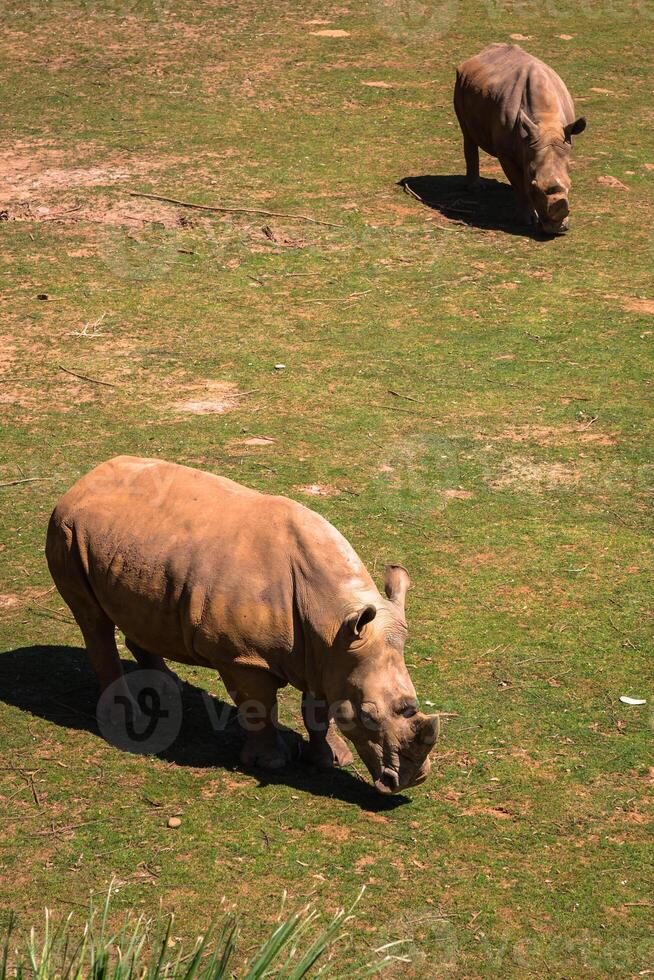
[0,0,652,976]
[2,883,381,977]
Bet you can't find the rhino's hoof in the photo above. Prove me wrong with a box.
[303,732,353,770]
[240,733,293,771]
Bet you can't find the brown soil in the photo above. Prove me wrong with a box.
[295,483,338,497]
[174,381,244,415]
[622,297,654,315]
[478,424,616,447]
[488,459,580,491]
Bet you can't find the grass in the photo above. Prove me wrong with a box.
[0,0,652,976]
[2,884,380,977]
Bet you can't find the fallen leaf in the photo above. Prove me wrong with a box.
[361,81,392,88]
[619,696,646,706]
[590,87,612,94]
[510,34,532,40]
[556,33,574,40]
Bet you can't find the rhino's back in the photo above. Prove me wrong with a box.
[454,44,573,154]
[47,456,376,677]
[47,456,301,666]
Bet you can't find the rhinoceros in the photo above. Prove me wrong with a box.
[46,456,439,794]
[454,43,586,234]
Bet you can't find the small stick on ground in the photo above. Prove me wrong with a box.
[40,205,83,221]
[128,190,342,228]
[401,182,424,203]
[388,388,421,403]
[0,477,51,489]
[59,365,117,387]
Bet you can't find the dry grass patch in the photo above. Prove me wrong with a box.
[621,297,654,315]
[174,381,245,415]
[295,483,339,497]
[477,424,617,447]
[488,458,580,492]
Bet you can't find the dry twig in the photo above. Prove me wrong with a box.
[128,190,342,228]
[59,365,117,387]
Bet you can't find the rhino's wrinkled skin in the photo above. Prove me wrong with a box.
[46,456,439,794]
[454,44,586,234]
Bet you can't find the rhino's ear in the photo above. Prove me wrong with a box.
[518,109,539,143]
[564,116,586,140]
[384,564,410,612]
[346,604,377,637]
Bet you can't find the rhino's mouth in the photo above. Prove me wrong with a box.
[373,753,431,795]
[541,218,569,236]
[374,767,400,794]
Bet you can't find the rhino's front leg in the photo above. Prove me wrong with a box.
[301,692,353,770]
[498,155,537,227]
[226,668,296,770]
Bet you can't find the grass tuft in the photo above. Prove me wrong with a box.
[1,885,382,979]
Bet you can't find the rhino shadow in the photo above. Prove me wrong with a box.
[398,174,554,240]
[0,645,409,813]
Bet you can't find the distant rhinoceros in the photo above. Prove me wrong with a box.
[454,43,586,234]
[46,456,439,794]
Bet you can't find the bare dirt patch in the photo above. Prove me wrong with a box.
[488,458,580,492]
[0,341,16,374]
[295,483,338,497]
[0,142,192,233]
[0,145,131,205]
[238,436,276,447]
[93,197,184,231]
[315,823,351,841]
[461,805,514,820]
[597,175,630,191]
[478,425,616,447]
[174,381,245,415]
[0,594,21,610]
[622,297,654,315]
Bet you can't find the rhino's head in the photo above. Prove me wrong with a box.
[519,110,586,235]
[327,565,439,794]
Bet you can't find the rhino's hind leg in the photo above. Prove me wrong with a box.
[124,638,180,684]
[301,692,353,770]
[54,579,136,727]
[463,133,481,190]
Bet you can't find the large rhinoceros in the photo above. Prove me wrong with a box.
[46,456,439,794]
[454,43,586,234]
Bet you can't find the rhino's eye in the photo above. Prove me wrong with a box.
[400,703,418,719]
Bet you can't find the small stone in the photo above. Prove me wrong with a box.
[274,363,286,370]
[168,816,182,829]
